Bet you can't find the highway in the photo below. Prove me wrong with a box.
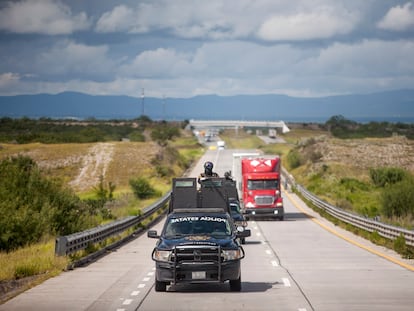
[1,148,414,311]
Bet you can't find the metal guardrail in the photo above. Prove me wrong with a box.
[281,168,414,247]
[55,192,170,256]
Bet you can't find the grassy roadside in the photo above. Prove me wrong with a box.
[0,240,69,303]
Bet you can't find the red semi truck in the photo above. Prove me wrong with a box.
[233,153,284,220]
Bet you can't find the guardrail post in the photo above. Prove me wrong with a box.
[55,236,68,256]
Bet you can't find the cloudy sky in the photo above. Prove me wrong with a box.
[0,0,413,98]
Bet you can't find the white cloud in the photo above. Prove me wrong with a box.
[305,40,414,77]
[36,40,116,78]
[96,0,360,41]
[0,0,91,35]
[119,48,193,78]
[257,8,358,41]
[377,2,414,31]
[95,5,146,33]
[0,72,21,88]
[94,1,361,41]
[87,38,414,97]
[95,1,244,37]
[117,41,314,82]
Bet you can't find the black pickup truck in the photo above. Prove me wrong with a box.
[148,177,250,292]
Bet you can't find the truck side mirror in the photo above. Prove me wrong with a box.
[147,230,159,238]
[236,228,251,238]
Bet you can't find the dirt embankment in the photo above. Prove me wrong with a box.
[69,143,115,192]
[317,136,414,173]
[0,141,161,193]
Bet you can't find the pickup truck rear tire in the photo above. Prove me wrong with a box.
[155,279,167,292]
[229,276,241,291]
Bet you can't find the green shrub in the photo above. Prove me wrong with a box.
[370,231,383,245]
[340,178,369,192]
[129,177,161,199]
[381,177,414,218]
[0,155,89,251]
[151,123,181,145]
[393,234,407,255]
[370,167,407,187]
[129,131,145,142]
[155,165,174,177]
[287,149,302,169]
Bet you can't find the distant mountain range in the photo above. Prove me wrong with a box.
[0,89,413,123]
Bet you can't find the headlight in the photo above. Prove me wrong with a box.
[222,249,242,261]
[245,202,255,208]
[235,220,247,227]
[152,249,172,262]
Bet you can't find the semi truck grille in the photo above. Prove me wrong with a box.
[255,196,274,205]
[172,245,222,264]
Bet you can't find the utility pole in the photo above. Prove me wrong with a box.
[162,94,166,120]
[141,88,145,116]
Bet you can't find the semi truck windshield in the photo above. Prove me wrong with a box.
[247,179,278,190]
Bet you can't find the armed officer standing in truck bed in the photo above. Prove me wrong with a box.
[198,161,219,183]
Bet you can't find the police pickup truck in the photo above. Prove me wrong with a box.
[147,177,250,292]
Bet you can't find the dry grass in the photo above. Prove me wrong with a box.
[0,143,91,184]
[0,240,69,303]
[105,142,161,192]
[0,141,163,194]
[282,127,329,145]
[319,136,414,173]
[0,240,68,281]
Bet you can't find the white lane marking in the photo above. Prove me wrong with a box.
[143,277,150,282]
[282,278,291,287]
[138,283,146,289]
[123,299,133,305]
[131,291,140,296]
[147,271,154,276]
[265,249,272,255]
[116,309,125,311]
[256,232,261,237]
[298,308,307,311]
[271,260,279,267]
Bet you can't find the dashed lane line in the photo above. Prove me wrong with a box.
[122,299,133,305]
[116,268,154,311]
[282,278,291,287]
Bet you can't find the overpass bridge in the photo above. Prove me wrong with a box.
[188,119,290,133]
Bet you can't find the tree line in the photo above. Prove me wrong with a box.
[324,115,414,139]
[0,116,187,144]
